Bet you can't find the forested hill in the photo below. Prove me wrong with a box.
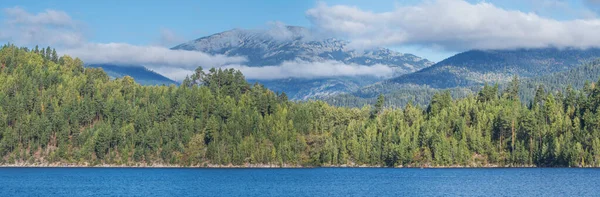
[326,60,600,108]
[3,44,600,167]
[389,48,600,89]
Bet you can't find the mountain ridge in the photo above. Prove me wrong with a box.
[325,48,600,108]
[388,48,600,89]
[172,26,434,99]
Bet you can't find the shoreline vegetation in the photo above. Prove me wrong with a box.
[0,161,553,168]
[4,44,600,169]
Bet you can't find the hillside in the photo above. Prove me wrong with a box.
[327,60,600,108]
[4,44,600,168]
[250,76,380,100]
[87,64,178,86]
[172,26,434,99]
[389,48,600,89]
[324,83,476,108]
[518,59,600,101]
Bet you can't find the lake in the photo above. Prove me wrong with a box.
[1,168,599,196]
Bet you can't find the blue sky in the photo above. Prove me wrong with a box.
[1,0,600,80]
[1,0,317,45]
[1,0,597,59]
[1,0,417,45]
[1,0,592,45]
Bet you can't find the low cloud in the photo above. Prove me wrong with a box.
[306,0,600,51]
[151,66,198,81]
[224,60,394,80]
[0,8,248,81]
[61,42,247,68]
[0,7,401,82]
[65,44,394,81]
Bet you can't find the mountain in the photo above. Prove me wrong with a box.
[87,64,178,86]
[326,49,600,108]
[517,59,600,101]
[172,26,434,99]
[250,76,381,100]
[324,83,476,108]
[388,48,600,89]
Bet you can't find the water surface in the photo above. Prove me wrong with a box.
[1,168,598,196]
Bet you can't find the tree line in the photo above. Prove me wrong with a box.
[1,44,600,167]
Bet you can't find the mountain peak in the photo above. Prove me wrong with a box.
[172,26,433,68]
[170,26,434,99]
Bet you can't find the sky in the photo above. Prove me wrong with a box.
[2,0,600,80]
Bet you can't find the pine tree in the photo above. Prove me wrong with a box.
[51,48,58,63]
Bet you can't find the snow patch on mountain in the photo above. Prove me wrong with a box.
[172,26,434,99]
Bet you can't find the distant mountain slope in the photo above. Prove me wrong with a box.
[87,64,178,86]
[518,59,600,100]
[172,26,432,71]
[324,83,475,108]
[326,59,600,108]
[172,26,433,99]
[250,76,381,100]
[389,48,600,89]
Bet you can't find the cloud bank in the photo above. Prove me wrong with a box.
[306,0,600,51]
[12,1,600,81]
[224,60,394,80]
[60,43,248,81]
[61,43,246,69]
[1,7,394,81]
[0,8,246,81]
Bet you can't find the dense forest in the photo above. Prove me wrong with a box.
[323,83,475,108]
[3,44,600,167]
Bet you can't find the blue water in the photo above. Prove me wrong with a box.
[1,168,599,196]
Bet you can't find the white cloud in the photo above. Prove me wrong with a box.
[0,7,249,81]
[64,43,394,81]
[1,7,85,47]
[61,42,247,69]
[4,7,75,27]
[0,7,401,82]
[306,0,600,51]
[151,66,197,81]
[224,59,394,80]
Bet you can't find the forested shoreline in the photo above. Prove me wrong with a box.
[2,44,600,168]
